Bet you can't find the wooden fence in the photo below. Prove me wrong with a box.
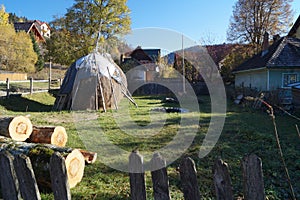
[0,150,266,199]
[0,78,61,98]
[0,151,71,200]
[129,152,265,200]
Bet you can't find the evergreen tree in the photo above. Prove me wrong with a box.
[30,33,44,71]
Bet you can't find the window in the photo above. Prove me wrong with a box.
[282,73,298,87]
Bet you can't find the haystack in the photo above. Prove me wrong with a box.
[53,52,135,111]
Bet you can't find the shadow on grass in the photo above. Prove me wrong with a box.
[0,94,52,112]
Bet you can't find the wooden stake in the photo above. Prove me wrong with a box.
[107,67,118,110]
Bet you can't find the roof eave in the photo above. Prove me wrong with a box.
[232,67,266,74]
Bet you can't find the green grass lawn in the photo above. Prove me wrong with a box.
[0,92,299,199]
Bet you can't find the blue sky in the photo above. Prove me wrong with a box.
[1,0,299,45]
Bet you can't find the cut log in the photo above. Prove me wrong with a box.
[65,149,85,188]
[28,126,68,147]
[0,136,85,189]
[29,147,85,189]
[0,116,32,141]
[79,149,97,164]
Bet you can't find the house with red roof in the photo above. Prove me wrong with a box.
[13,20,50,43]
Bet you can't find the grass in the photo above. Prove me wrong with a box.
[0,92,299,199]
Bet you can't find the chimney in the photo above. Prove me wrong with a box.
[262,32,269,51]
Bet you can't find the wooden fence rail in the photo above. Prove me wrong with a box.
[0,78,62,98]
[129,152,265,200]
[0,151,70,200]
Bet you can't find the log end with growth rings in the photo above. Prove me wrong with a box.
[51,126,68,147]
[9,116,33,141]
[65,149,85,188]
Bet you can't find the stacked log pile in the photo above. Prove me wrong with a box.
[0,115,97,195]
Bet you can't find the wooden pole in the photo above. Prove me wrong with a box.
[6,77,10,98]
[107,67,118,110]
[30,77,33,95]
[49,58,52,91]
[213,159,233,200]
[99,80,107,112]
[242,154,265,200]
[179,157,201,200]
[129,151,146,200]
[150,153,171,200]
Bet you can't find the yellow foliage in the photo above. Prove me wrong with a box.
[0,5,9,26]
[0,25,37,73]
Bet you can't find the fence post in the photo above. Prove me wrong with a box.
[13,154,41,200]
[179,157,201,200]
[242,154,265,200]
[0,151,22,200]
[6,78,10,98]
[48,78,51,91]
[30,77,33,95]
[50,152,71,200]
[129,151,146,200]
[213,158,233,200]
[150,153,171,200]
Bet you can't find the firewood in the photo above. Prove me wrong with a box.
[0,136,85,189]
[0,116,32,141]
[28,126,68,147]
[79,149,97,164]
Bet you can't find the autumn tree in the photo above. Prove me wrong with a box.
[0,5,9,25]
[227,0,293,51]
[220,44,256,83]
[0,25,37,73]
[47,0,131,66]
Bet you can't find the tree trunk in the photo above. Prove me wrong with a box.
[0,116,32,141]
[28,126,68,147]
[78,149,97,164]
[0,136,85,189]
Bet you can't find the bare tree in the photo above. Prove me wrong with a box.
[227,0,293,51]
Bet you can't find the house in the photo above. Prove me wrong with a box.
[233,36,300,91]
[121,46,160,64]
[233,15,300,92]
[13,20,50,43]
[121,47,160,81]
[34,20,51,39]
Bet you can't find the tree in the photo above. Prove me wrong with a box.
[30,33,44,71]
[220,44,256,83]
[8,13,28,23]
[227,0,293,51]
[0,25,37,73]
[47,0,131,66]
[0,5,9,25]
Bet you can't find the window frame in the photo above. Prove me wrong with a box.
[282,73,298,88]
